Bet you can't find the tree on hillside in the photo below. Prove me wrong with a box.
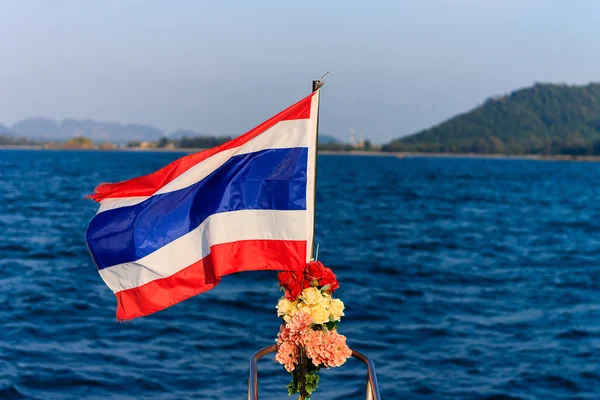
[385,83,600,155]
[64,136,94,149]
[157,137,172,148]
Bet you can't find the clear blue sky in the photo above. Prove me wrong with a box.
[1,0,599,143]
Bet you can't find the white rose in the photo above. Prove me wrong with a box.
[328,298,345,321]
[300,287,323,306]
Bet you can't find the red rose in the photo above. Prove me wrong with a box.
[306,261,325,282]
[277,271,304,301]
[318,267,339,293]
[278,263,340,299]
[277,271,297,287]
[285,284,302,301]
[303,278,312,289]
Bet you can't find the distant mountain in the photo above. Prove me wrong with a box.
[6,116,344,146]
[0,124,14,135]
[12,118,58,138]
[386,82,600,155]
[169,130,341,143]
[11,118,163,142]
[168,129,204,140]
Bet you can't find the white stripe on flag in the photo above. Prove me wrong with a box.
[97,118,312,214]
[98,209,307,292]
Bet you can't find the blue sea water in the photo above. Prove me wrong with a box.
[2,150,600,400]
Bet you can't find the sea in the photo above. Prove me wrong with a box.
[1,149,600,400]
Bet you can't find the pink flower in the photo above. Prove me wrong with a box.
[275,312,314,373]
[275,341,298,372]
[305,329,352,368]
[276,324,292,345]
[276,311,312,346]
[288,311,312,334]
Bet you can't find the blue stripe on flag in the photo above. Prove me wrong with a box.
[86,147,307,270]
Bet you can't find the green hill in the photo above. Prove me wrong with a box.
[385,83,600,155]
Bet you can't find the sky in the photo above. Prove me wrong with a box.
[1,0,599,143]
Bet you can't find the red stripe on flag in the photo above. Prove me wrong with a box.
[114,239,307,320]
[88,93,315,202]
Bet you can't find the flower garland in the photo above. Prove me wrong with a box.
[274,261,352,399]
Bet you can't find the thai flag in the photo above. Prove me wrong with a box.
[85,91,319,320]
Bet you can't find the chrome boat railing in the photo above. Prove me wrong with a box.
[248,344,381,400]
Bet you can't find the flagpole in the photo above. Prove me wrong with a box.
[310,78,323,261]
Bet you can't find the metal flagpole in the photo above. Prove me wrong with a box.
[298,76,326,400]
[309,73,326,260]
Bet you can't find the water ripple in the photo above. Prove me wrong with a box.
[2,151,600,398]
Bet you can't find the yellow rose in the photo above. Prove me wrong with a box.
[288,303,298,316]
[328,298,345,321]
[276,297,297,319]
[276,297,287,317]
[283,305,298,322]
[297,302,312,316]
[318,293,331,308]
[310,304,330,324]
[300,287,323,305]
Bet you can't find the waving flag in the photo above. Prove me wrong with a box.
[86,90,319,320]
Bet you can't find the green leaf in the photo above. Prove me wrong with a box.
[320,284,330,292]
[287,376,298,396]
[286,370,299,396]
[324,320,339,331]
[304,372,320,395]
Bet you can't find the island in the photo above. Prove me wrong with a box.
[384,82,600,156]
[4,82,600,159]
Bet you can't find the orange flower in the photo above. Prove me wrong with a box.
[304,329,352,368]
[275,341,298,372]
